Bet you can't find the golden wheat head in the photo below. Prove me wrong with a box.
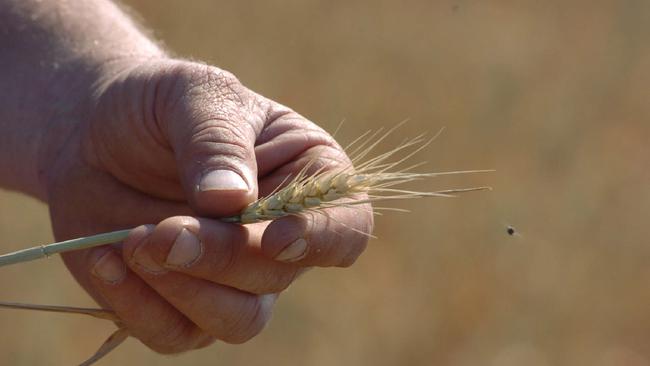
[222,126,492,225]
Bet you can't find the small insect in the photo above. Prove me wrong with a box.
[506,225,516,236]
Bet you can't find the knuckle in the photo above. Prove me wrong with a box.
[202,236,238,279]
[221,295,273,344]
[200,66,241,93]
[193,119,246,143]
[271,268,299,292]
[338,211,372,268]
[315,236,342,268]
[165,279,204,304]
[143,318,200,354]
[301,145,350,174]
[182,64,246,107]
[157,61,254,129]
[252,267,299,294]
[339,241,367,268]
[190,123,253,160]
[185,114,256,175]
[194,334,217,350]
[162,62,242,99]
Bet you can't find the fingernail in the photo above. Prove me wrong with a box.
[166,229,203,268]
[274,238,308,262]
[199,169,248,191]
[133,244,166,274]
[92,251,126,284]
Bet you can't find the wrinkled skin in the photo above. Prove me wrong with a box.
[43,59,373,353]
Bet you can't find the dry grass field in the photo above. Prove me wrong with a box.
[2,1,650,365]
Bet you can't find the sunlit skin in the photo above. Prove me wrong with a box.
[0,0,372,353]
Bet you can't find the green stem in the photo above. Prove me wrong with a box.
[0,216,246,268]
[0,229,131,267]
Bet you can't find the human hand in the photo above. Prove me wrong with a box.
[42,58,373,353]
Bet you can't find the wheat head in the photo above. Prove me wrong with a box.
[222,126,491,225]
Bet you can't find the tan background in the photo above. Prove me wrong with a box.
[2,1,650,365]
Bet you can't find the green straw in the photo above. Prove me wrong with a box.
[0,229,131,267]
[0,214,241,268]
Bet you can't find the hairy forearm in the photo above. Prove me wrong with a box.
[0,0,163,199]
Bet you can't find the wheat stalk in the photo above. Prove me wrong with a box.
[0,127,491,365]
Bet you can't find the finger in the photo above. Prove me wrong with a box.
[124,216,300,294]
[257,143,350,197]
[253,108,338,178]
[255,130,374,267]
[85,226,213,354]
[261,201,374,267]
[123,227,277,344]
[156,61,266,216]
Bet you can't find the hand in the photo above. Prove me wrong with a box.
[42,58,373,353]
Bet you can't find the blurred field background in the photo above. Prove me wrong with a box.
[2,0,650,365]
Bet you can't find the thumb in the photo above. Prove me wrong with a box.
[159,63,263,217]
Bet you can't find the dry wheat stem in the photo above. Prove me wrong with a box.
[0,301,119,321]
[0,301,126,366]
